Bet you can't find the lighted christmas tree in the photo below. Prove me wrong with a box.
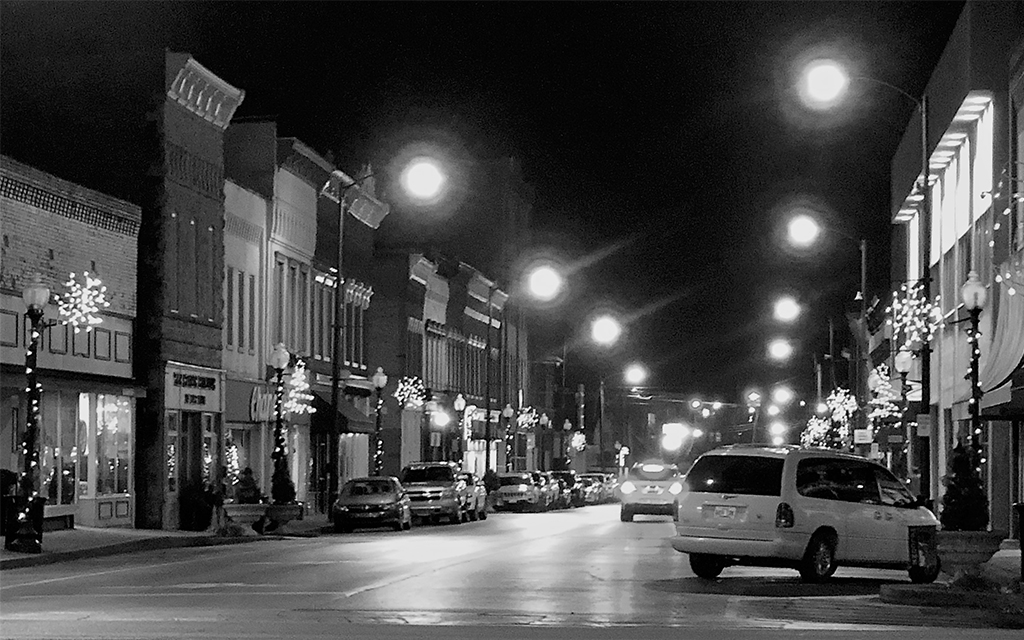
[800,387,858,450]
[284,359,316,415]
[57,271,110,333]
[393,376,426,408]
[867,364,902,428]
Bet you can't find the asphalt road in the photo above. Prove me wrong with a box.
[0,504,1016,639]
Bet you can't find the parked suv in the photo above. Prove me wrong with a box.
[618,460,683,521]
[671,445,940,583]
[399,462,469,524]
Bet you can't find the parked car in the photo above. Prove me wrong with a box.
[457,471,488,521]
[549,470,586,507]
[618,460,683,521]
[400,462,470,524]
[332,476,413,533]
[494,472,546,511]
[579,473,610,503]
[530,471,560,510]
[671,445,940,583]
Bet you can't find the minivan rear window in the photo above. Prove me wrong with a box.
[685,455,784,496]
[628,463,679,481]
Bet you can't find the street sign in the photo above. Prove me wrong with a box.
[854,428,873,444]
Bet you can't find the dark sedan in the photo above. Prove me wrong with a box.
[332,476,413,533]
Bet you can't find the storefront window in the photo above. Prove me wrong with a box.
[225,428,251,487]
[38,391,81,506]
[78,394,91,498]
[95,395,131,495]
[166,412,179,494]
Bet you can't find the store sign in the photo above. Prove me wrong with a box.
[249,387,276,422]
[165,364,222,412]
[853,428,873,444]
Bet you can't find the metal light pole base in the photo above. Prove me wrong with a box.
[3,496,46,554]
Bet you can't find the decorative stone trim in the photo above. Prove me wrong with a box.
[0,175,140,236]
[166,56,244,130]
[225,211,263,245]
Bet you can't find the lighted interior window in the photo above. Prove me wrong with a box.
[973,102,993,222]
[907,212,920,283]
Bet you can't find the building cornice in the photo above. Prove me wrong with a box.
[166,53,245,130]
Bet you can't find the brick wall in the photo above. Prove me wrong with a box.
[0,156,139,317]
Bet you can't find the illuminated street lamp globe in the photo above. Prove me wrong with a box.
[773,296,800,323]
[768,338,793,362]
[769,421,788,437]
[787,214,821,248]
[624,364,648,386]
[772,386,794,405]
[591,315,622,346]
[431,410,451,428]
[527,265,563,302]
[401,158,445,200]
[801,59,849,108]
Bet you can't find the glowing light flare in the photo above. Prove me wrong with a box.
[527,265,563,302]
[801,59,849,108]
[401,159,445,200]
[591,315,622,346]
[787,214,821,247]
[768,338,793,361]
[766,405,780,417]
[624,364,648,386]
[772,386,794,405]
[773,296,800,322]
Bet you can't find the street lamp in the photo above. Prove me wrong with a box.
[768,338,793,362]
[800,57,933,489]
[371,367,388,476]
[6,274,51,553]
[269,343,293,504]
[502,404,515,471]
[624,364,648,387]
[894,348,914,482]
[773,296,801,323]
[961,271,987,447]
[591,315,622,346]
[400,158,446,201]
[527,264,563,302]
[772,386,794,406]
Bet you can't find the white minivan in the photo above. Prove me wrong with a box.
[671,445,940,583]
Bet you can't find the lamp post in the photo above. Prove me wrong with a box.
[502,404,515,471]
[894,348,914,484]
[5,274,51,553]
[371,367,388,476]
[961,271,987,448]
[269,343,292,504]
[453,393,467,469]
[802,58,931,492]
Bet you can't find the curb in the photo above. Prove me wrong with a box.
[0,534,283,571]
[880,583,1024,615]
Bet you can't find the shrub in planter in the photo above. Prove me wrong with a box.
[940,443,989,532]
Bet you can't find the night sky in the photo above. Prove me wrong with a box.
[0,1,965,404]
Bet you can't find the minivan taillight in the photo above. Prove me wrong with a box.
[775,502,794,528]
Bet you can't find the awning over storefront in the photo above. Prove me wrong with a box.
[980,255,1024,399]
[311,390,375,434]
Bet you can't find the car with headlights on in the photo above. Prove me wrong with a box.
[494,472,546,511]
[400,462,469,524]
[332,476,412,533]
[618,460,683,521]
[457,471,488,521]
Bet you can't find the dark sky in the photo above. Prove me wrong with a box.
[0,1,965,404]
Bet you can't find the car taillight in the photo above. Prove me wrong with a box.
[775,502,794,528]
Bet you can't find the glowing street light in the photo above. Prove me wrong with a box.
[816,401,829,414]
[591,315,622,346]
[624,364,648,386]
[772,435,786,447]
[690,399,702,410]
[401,158,445,200]
[769,421,788,437]
[772,386,794,405]
[773,296,801,323]
[527,264,563,302]
[768,338,793,362]
[787,214,821,248]
[766,405,781,417]
[801,59,849,109]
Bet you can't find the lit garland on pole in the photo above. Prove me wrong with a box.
[867,364,902,426]
[57,271,109,333]
[799,387,857,451]
[284,359,316,416]
[886,281,943,351]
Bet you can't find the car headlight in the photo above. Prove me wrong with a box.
[620,481,636,495]
[668,482,683,495]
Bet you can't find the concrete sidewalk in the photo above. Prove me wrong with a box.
[0,513,332,570]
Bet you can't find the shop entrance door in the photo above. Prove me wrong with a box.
[177,411,217,530]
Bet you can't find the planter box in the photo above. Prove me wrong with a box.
[265,503,304,533]
[936,530,1005,581]
[222,503,267,536]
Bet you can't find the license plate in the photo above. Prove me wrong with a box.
[353,512,376,518]
[714,506,736,519]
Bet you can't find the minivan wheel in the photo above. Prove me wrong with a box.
[689,553,725,579]
[620,506,633,522]
[799,533,837,583]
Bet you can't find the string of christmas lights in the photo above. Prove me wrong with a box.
[284,359,316,415]
[373,391,384,476]
[271,369,288,463]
